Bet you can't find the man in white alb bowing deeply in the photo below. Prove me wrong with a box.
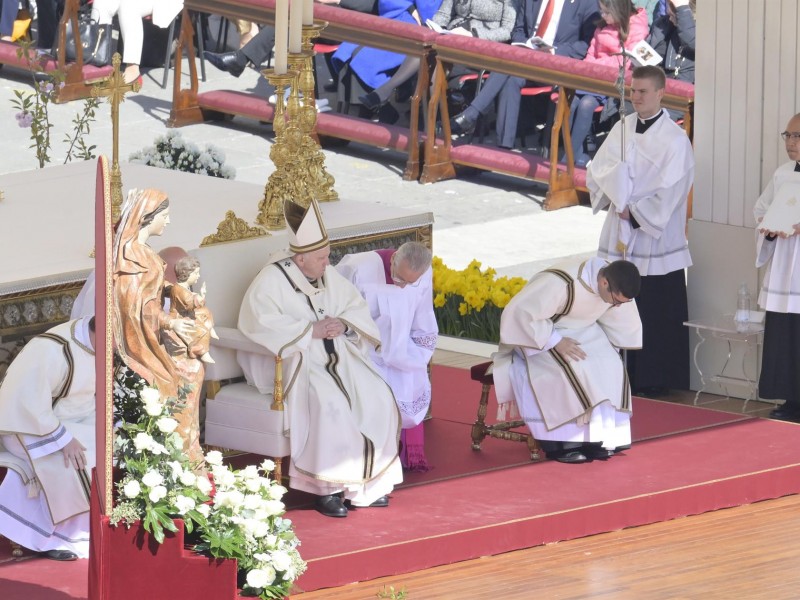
[0,316,96,560]
[587,65,694,396]
[493,258,642,463]
[336,242,438,471]
[238,198,403,518]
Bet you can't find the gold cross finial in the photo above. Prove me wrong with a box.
[91,53,141,221]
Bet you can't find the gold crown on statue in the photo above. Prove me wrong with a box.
[284,198,329,254]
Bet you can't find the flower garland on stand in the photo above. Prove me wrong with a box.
[110,364,306,599]
[129,130,236,179]
[432,257,527,344]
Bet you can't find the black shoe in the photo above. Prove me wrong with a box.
[314,494,348,518]
[553,450,589,464]
[359,91,387,112]
[203,50,245,78]
[769,406,800,421]
[613,444,631,453]
[41,549,78,561]
[344,495,390,509]
[450,112,476,136]
[582,444,614,460]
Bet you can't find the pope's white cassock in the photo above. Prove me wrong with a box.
[237,201,402,506]
[0,317,95,557]
[336,252,438,428]
[493,258,642,449]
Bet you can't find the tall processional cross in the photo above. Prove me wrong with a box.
[91,53,141,222]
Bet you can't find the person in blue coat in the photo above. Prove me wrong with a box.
[332,0,442,112]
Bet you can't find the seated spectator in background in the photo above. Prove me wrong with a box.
[0,316,96,560]
[433,0,517,92]
[647,0,695,120]
[431,0,516,40]
[450,0,600,149]
[205,0,377,79]
[333,0,442,118]
[0,0,18,42]
[35,0,63,50]
[493,258,642,464]
[336,242,438,471]
[91,0,184,83]
[567,0,649,167]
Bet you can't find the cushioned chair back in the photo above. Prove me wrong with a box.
[191,236,284,328]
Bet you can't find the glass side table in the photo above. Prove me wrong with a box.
[683,314,765,412]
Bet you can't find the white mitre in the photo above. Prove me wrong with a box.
[285,198,329,253]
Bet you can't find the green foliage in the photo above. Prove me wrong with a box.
[376,586,408,599]
[9,40,98,168]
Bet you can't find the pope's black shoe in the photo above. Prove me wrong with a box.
[315,494,348,518]
[450,111,476,136]
[203,50,246,78]
[344,495,390,509]
[582,444,614,460]
[41,549,78,561]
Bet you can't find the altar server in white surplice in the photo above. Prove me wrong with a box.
[336,242,438,471]
[238,199,402,518]
[754,113,800,422]
[0,316,96,560]
[493,258,642,464]
[587,65,694,397]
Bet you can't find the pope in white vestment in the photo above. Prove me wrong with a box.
[0,317,95,558]
[238,199,402,517]
[493,258,642,463]
[587,66,694,394]
[754,112,800,420]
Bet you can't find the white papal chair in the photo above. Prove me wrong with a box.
[191,236,291,480]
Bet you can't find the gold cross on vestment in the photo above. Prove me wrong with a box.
[91,53,141,222]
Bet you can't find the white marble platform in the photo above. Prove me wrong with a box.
[0,161,433,336]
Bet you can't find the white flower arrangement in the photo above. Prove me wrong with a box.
[111,365,305,599]
[129,130,236,179]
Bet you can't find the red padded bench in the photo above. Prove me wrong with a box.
[0,0,113,103]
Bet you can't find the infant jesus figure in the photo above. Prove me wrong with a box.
[169,256,219,364]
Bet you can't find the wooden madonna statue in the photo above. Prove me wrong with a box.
[89,160,237,600]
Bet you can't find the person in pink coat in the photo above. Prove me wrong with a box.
[568,0,649,167]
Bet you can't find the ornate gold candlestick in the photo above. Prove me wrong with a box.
[288,24,338,203]
[257,69,309,229]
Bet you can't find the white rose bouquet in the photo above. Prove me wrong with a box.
[195,457,306,599]
[129,130,236,179]
[110,364,306,598]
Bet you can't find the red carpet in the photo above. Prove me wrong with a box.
[2,365,798,598]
